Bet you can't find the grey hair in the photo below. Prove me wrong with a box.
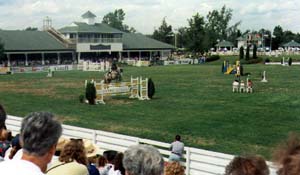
[20,112,62,156]
[123,145,164,175]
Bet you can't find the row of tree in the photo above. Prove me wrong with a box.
[151,6,300,54]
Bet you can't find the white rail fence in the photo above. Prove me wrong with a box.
[6,115,277,175]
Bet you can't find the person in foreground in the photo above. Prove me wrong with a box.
[123,144,164,175]
[225,155,269,175]
[0,112,62,175]
[273,133,300,175]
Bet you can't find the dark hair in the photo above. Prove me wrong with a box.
[0,104,7,129]
[20,112,62,156]
[225,155,269,175]
[175,135,181,141]
[103,150,117,162]
[9,134,22,159]
[273,133,300,175]
[114,152,125,175]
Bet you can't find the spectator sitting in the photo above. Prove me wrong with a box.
[123,145,164,175]
[0,112,62,174]
[0,104,7,130]
[273,133,300,175]
[169,135,184,162]
[84,140,101,175]
[225,155,269,175]
[165,161,185,175]
[0,128,10,159]
[108,152,125,175]
[4,134,22,160]
[102,150,118,175]
[46,138,89,175]
[98,155,108,175]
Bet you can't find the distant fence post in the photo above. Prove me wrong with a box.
[186,147,191,175]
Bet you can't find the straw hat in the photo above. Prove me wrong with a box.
[56,137,70,151]
[83,139,101,158]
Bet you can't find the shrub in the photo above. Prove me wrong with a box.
[85,81,96,105]
[253,44,257,59]
[206,55,220,62]
[148,78,155,99]
[264,58,270,63]
[79,94,85,103]
[241,57,263,64]
[288,57,292,66]
[245,46,250,60]
[239,46,244,60]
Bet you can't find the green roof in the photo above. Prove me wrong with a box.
[59,22,123,34]
[282,40,300,47]
[81,11,96,18]
[0,30,70,52]
[215,40,234,47]
[123,33,174,50]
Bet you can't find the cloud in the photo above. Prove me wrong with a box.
[0,0,299,34]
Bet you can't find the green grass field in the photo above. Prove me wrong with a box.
[1,63,300,159]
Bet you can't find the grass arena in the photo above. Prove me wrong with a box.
[1,59,300,159]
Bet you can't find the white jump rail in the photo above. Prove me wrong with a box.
[6,115,277,175]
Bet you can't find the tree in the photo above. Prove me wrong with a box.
[102,9,136,33]
[25,27,38,31]
[239,46,244,60]
[253,44,257,59]
[185,13,207,53]
[205,5,240,49]
[176,27,188,48]
[152,18,173,45]
[245,45,250,60]
[273,25,284,49]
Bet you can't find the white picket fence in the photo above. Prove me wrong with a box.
[6,115,277,175]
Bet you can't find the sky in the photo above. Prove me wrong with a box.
[0,0,299,34]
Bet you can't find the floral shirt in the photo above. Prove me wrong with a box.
[0,141,10,157]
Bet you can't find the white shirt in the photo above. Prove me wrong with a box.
[0,159,45,175]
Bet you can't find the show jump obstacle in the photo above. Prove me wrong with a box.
[83,61,110,72]
[86,76,150,104]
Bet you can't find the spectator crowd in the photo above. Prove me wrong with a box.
[1,103,300,175]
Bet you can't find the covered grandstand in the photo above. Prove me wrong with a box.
[0,11,174,66]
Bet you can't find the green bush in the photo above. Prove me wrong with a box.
[288,57,292,66]
[148,78,155,99]
[206,55,220,62]
[239,46,244,60]
[79,94,85,103]
[85,81,96,105]
[241,57,263,64]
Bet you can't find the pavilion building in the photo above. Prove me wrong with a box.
[0,11,174,66]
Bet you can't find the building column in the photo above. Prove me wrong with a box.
[160,51,163,59]
[25,53,28,66]
[139,51,141,60]
[41,53,45,65]
[7,54,11,67]
[78,52,81,63]
[150,51,152,61]
[57,53,61,65]
[118,52,122,62]
[72,52,76,63]
[127,51,130,59]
